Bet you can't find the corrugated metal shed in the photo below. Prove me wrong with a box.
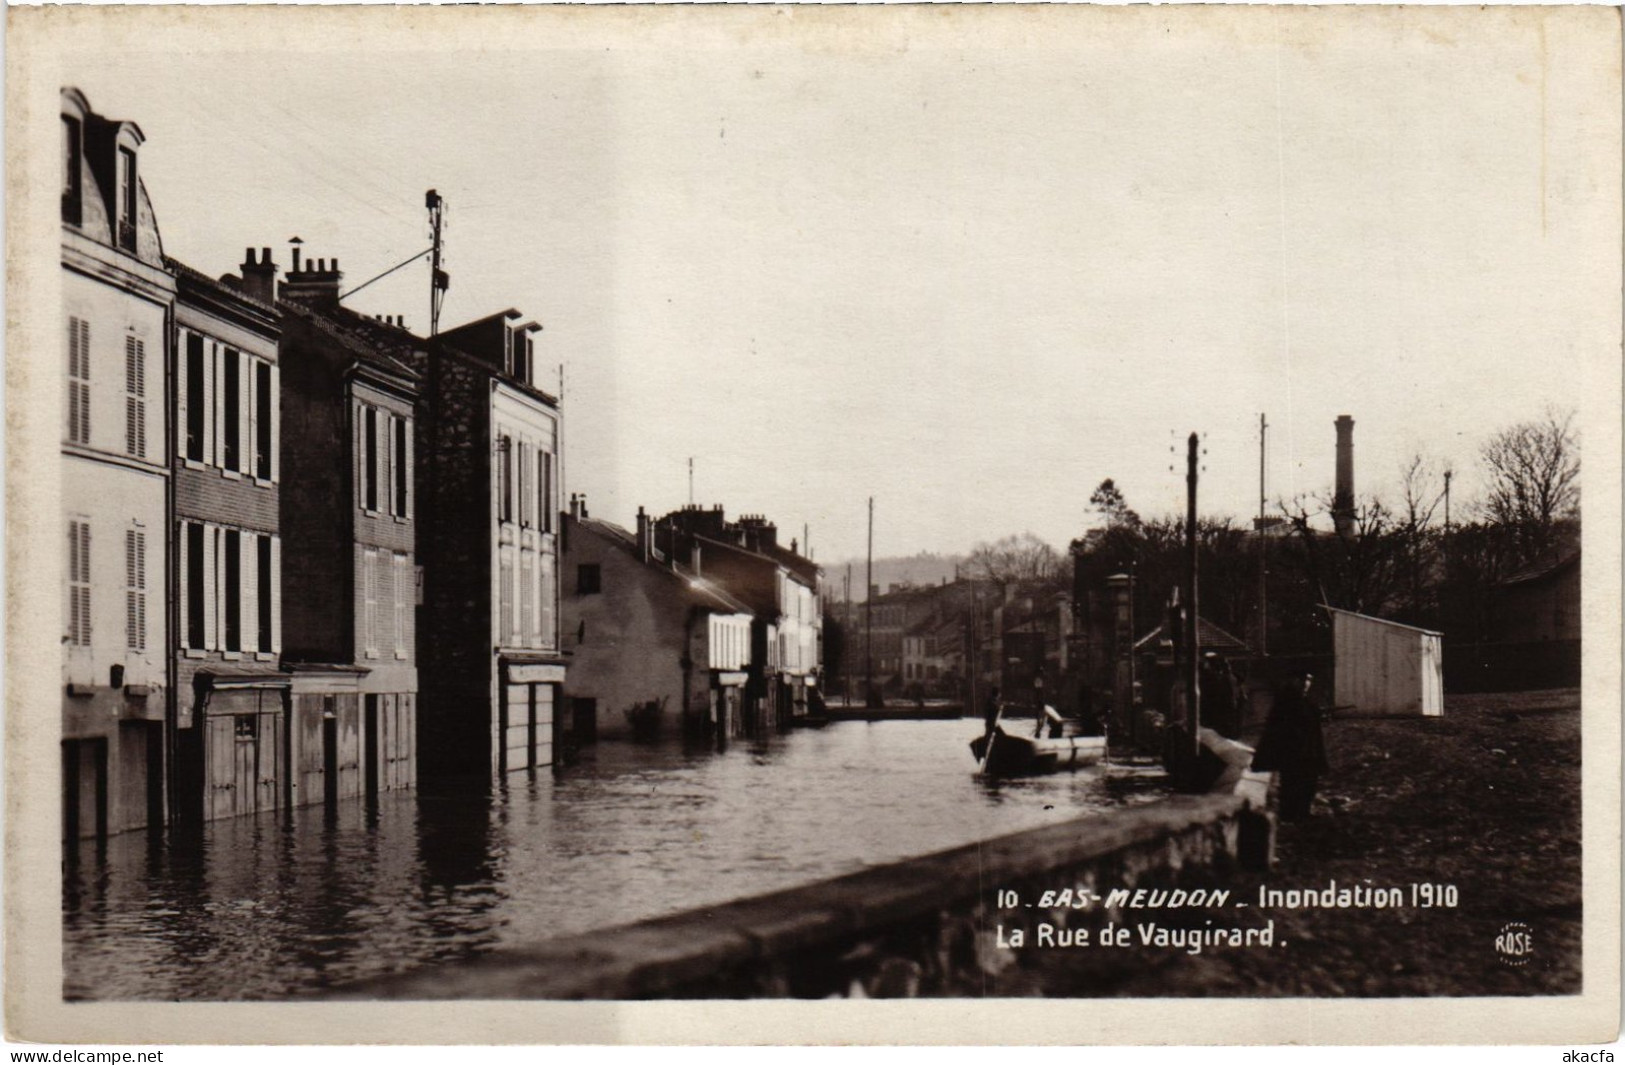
[1328,608,1444,716]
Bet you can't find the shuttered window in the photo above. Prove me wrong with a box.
[363,406,379,512]
[539,553,557,649]
[124,335,146,458]
[517,445,529,528]
[67,317,90,445]
[520,551,535,644]
[269,536,282,654]
[254,360,272,479]
[499,550,514,646]
[184,522,205,649]
[257,535,273,653]
[393,552,409,659]
[498,436,513,524]
[539,450,553,533]
[183,332,205,461]
[67,520,91,646]
[124,528,146,651]
[223,529,241,652]
[222,349,240,471]
[392,415,410,518]
[362,548,379,658]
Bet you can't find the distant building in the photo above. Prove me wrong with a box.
[167,253,286,825]
[655,506,822,734]
[277,252,422,809]
[1495,549,1580,645]
[416,309,567,778]
[60,88,175,839]
[561,504,754,742]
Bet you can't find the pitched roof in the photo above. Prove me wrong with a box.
[576,516,754,616]
[1134,616,1250,654]
[279,299,422,383]
[1499,547,1581,588]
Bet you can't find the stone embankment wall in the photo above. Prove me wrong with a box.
[340,732,1270,1000]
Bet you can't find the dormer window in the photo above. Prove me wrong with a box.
[512,330,531,385]
[61,116,82,226]
[116,146,136,251]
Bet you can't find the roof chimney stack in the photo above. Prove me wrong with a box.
[240,246,278,305]
[279,250,343,310]
[1333,415,1356,537]
[636,506,652,563]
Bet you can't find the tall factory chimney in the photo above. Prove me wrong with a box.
[1332,415,1356,538]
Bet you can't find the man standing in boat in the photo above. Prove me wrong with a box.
[983,685,1003,738]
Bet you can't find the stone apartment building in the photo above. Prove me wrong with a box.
[276,253,421,810]
[60,88,174,839]
[167,254,286,825]
[416,309,567,779]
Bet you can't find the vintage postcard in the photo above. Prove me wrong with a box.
[6,3,1620,1047]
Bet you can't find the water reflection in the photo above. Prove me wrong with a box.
[64,719,1166,1000]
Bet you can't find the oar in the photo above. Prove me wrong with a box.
[979,703,1004,772]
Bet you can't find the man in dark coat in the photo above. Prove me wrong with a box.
[983,686,1003,737]
[1252,672,1328,820]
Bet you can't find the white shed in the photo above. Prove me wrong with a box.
[1328,608,1444,716]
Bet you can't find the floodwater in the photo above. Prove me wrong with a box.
[62,719,1168,1000]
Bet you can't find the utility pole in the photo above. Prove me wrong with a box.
[844,564,853,706]
[426,190,449,337]
[1443,468,1453,531]
[1257,412,1269,658]
[1185,432,1201,759]
[866,496,874,706]
[688,458,694,506]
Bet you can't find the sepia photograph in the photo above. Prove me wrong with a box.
[6,2,1620,1046]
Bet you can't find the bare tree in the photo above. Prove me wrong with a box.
[968,532,1062,586]
[1479,408,1580,560]
[1278,491,1406,618]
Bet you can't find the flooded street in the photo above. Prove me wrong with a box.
[64,719,1167,1000]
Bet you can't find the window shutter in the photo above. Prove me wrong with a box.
[241,528,259,654]
[68,523,79,643]
[176,330,189,460]
[238,352,252,475]
[205,342,219,467]
[125,529,137,650]
[362,548,378,657]
[124,336,146,459]
[246,357,258,478]
[354,401,365,508]
[394,553,408,658]
[518,447,530,527]
[202,526,218,651]
[269,364,281,483]
[67,318,91,446]
[401,417,412,519]
[269,535,282,654]
[79,523,92,646]
[375,408,387,512]
[177,521,189,649]
[380,412,393,514]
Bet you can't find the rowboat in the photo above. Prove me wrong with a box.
[970,727,1107,776]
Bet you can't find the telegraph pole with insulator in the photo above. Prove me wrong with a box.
[427,189,448,336]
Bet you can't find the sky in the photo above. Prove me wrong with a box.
[56,6,1618,564]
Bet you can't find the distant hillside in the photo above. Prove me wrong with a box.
[821,552,968,601]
